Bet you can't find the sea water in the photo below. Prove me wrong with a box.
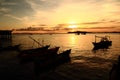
[12,33,120,60]
[1,33,120,79]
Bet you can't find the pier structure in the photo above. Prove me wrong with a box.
[0,30,12,40]
[0,30,12,47]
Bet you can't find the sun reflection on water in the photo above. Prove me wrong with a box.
[70,36,76,45]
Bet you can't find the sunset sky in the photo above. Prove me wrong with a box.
[0,0,120,32]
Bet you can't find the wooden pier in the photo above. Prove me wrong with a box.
[0,30,12,40]
[0,30,12,47]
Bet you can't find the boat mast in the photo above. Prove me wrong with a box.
[28,36,43,47]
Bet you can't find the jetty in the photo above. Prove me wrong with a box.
[0,30,12,40]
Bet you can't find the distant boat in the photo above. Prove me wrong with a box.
[92,35,112,49]
[68,31,87,35]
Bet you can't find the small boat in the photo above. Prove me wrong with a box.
[33,49,71,75]
[92,35,112,49]
[55,49,71,65]
[17,45,50,58]
[19,47,59,64]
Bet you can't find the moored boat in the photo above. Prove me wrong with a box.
[19,46,59,64]
[33,49,71,75]
[17,45,50,58]
[54,49,71,67]
[92,35,112,49]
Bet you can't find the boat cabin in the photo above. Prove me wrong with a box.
[100,36,110,42]
[92,35,112,49]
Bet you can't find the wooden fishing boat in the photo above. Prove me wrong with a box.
[38,46,59,57]
[33,49,71,75]
[17,45,50,58]
[19,47,59,64]
[92,35,112,49]
[55,49,71,66]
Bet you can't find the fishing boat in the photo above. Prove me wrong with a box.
[55,49,71,66]
[92,35,112,49]
[19,47,60,64]
[109,55,120,80]
[33,49,71,75]
[17,45,50,58]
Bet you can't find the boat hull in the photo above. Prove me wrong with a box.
[92,41,112,49]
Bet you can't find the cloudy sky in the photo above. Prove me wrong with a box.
[0,0,120,32]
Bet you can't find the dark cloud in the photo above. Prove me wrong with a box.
[116,22,120,23]
[53,24,67,30]
[55,24,68,28]
[81,22,103,25]
[88,27,116,29]
[109,20,116,23]
[81,20,120,25]
[67,26,116,30]
[0,0,34,17]
[0,7,10,15]
[116,0,120,3]
[39,24,47,26]
[107,20,120,23]
[27,0,63,11]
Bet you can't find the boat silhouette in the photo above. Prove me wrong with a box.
[92,35,112,50]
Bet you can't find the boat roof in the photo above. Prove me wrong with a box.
[95,35,110,38]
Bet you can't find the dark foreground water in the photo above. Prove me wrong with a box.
[0,33,120,80]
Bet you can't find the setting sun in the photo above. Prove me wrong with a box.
[68,21,78,29]
[68,25,77,29]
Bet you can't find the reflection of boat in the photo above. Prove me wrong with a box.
[92,35,112,49]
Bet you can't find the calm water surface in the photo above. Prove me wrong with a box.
[2,33,120,79]
[12,33,120,60]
